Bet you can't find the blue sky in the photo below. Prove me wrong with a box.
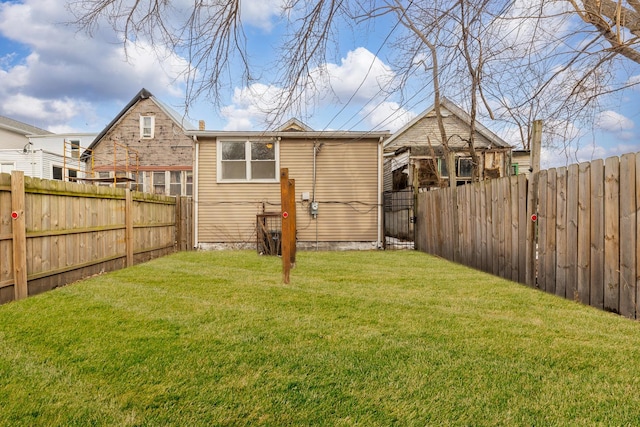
[0,0,639,168]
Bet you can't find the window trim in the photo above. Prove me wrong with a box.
[217,139,279,183]
[140,115,155,139]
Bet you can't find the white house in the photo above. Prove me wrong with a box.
[0,115,96,180]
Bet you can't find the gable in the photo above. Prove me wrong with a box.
[89,97,193,168]
[384,98,510,153]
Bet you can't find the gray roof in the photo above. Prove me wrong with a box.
[0,115,53,136]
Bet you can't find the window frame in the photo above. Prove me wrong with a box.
[217,139,279,183]
[456,157,474,179]
[140,115,155,139]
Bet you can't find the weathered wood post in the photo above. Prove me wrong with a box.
[125,189,134,267]
[525,120,542,287]
[11,171,28,300]
[280,169,296,284]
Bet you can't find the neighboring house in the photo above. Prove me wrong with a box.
[383,98,513,192]
[0,115,93,180]
[189,119,390,250]
[1,115,52,175]
[83,88,196,196]
[511,150,532,177]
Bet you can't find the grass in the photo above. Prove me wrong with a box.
[1,250,640,426]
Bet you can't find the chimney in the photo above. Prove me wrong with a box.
[199,120,205,130]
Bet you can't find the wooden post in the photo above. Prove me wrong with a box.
[525,120,542,287]
[11,171,28,300]
[280,169,296,284]
[125,189,134,267]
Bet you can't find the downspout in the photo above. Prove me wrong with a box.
[377,136,384,249]
[193,135,199,249]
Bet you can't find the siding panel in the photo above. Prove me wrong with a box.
[197,138,380,245]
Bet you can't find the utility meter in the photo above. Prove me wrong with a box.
[310,201,319,217]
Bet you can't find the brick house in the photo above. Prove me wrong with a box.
[83,88,196,196]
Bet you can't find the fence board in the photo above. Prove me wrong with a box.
[510,177,519,281]
[556,167,568,298]
[637,153,640,320]
[493,179,510,277]
[538,170,548,291]
[604,156,620,313]
[577,162,591,305]
[480,181,491,271]
[517,174,527,284]
[590,159,605,310]
[620,153,636,318]
[566,164,579,301]
[545,168,557,295]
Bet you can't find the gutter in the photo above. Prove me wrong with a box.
[378,136,384,249]
[193,135,199,248]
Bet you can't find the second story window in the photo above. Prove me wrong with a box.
[140,115,155,139]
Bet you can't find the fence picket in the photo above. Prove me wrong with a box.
[620,153,636,318]
[604,157,620,313]
[590,159,605,310]
[566,164,579,301]
[556,167,568,298]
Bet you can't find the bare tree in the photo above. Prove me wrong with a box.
[67,0,640,152]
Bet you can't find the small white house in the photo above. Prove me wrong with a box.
[0,115,96,180]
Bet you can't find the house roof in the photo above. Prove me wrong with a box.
[188,129,390,141]
[276,118,314,132]
[86,88,196,153]
[383,97,511,151]
[0,115,53,136]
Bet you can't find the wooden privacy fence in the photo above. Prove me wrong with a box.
[0,171,193,305]
[415,152,640,319]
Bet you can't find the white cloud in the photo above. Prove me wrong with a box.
[1,93,83,124]
[360,102,416,132]
[596,110,634,132]
[322,47,395,102]
[219,47,401,130]
[241,0,285,31]
[0,0,188,129]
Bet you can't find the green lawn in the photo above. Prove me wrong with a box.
[1,250,640,426]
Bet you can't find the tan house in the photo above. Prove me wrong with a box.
[383,98,513,191]
[83,88,196,196]
[190,119,390,250]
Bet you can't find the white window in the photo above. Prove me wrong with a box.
[185,171,193,196]
[170,171,181,196]
[153,171,166,194]
[218,140,278,182]
[70,140,80,158]
[1,162,15,174]
[140,115,155,139]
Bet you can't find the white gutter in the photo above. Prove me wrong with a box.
[377,137,384,248]
[193,135,199,248]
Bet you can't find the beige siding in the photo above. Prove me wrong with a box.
[197,137,380,244]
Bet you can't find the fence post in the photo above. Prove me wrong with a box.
[125,189,134,267]
[11,171,28,300]
[525,120,542,286]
